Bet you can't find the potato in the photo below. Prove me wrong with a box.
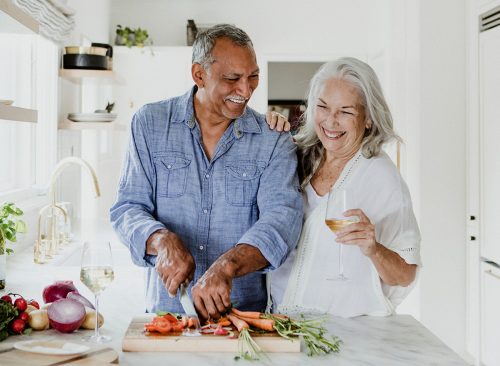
[29,309,50,330]
[81,307,104,330]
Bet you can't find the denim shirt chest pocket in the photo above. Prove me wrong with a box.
[154,153,191,198]
[225,161,266,206]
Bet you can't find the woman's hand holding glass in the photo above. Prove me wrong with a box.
[334,209,378,257]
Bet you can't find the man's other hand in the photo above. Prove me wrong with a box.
[147,230,195,297]
[192,265,232,319]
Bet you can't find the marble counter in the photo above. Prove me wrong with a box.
[0,222,469,365]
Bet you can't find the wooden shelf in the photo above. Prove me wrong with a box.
[59,69,117,84]
[0,0,39,34]
[58,118,126,131]
[0,103,37,123]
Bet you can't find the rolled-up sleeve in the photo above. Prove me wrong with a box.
[237,133,303,270]
[110,108,166,267]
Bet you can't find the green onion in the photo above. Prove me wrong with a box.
[264,314,342,356]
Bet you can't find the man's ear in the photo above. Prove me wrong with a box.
[192,63,205,88]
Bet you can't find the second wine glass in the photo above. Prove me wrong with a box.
[325,188,357,281]
[80,241,114,343]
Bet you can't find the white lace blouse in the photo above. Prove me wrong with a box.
[269,150,421,317]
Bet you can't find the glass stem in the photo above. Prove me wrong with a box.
[338,244,344,276]
[94,294,99,339]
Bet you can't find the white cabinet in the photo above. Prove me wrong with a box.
[479,24,500,265]
[112,46,193,126]
[481,262,500,366]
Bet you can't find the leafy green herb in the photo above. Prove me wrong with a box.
[0,202,27,255]
[0,300,18,342]
[265,314,342,356]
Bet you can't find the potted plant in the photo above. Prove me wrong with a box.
[115,25,153,48]
[0,202,27,290]
[134,28,151,47]
[115,25,133,46]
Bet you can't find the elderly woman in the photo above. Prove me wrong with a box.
[267,57,421,317]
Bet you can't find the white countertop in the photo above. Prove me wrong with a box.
[0,221,468,365]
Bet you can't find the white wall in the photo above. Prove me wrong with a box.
[110,0,387,53]
[415,0,467,357]
[268,62,322,100]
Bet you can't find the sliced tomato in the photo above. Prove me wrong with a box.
[161,314,178,323]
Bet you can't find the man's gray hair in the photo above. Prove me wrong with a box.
[192,24,254,70]
[295,57,401,188]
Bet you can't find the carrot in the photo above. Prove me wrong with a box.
[232,313,275,332]
[217,319,231,327]
[231,308,263,319]
[271,313,289,320]
[227,313,249,332]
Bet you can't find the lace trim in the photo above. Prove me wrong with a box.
[334,151,363,190]
[399,247,418,252]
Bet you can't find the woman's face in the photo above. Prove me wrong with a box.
[314,78,370,159]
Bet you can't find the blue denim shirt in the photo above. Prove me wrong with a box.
[110,87,303,313]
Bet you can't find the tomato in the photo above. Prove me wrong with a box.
[28,299,40,309]
[10,319,25,334]
[1,295,12,304]
[14,298,28,312]
[18,312,29,322]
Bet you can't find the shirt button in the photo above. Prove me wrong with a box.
[203,209,208,214]
[242,172,247,177]
[205,174,210,179]
[221,143,226,149]
[199,245,204,250]
[167,164,172,169]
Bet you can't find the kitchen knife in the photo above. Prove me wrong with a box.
[179,283,201,336]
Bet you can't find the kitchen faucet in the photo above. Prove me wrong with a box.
[34,157,101,263]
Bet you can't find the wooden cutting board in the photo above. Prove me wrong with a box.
[0,346,118,365]
[122,314,300,353]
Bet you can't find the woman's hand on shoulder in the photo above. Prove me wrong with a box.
[334,209,377,256]
[265,111,291,132]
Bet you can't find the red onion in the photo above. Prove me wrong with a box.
[42,280,78,303]
[66,291,94,309]
[47,298,86,333]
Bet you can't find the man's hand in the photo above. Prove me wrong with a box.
[147,229,195,297]
[191,244,269,319]
[192,264,232,320]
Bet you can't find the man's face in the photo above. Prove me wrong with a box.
[199,38,260,121]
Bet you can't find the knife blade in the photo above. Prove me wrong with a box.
[179,283,201,336]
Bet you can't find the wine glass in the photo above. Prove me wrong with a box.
[80,241,114,343]
[325,188,357,281]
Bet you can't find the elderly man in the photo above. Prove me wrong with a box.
[110,24,303,319]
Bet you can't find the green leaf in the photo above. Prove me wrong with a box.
[5,248,13,255]
[4,231,15,242]
[15,220,27,234]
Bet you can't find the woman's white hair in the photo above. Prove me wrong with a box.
[294,57,401,187]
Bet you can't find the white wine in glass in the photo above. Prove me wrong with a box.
[80,241,114,343]
[325,188,357,281]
